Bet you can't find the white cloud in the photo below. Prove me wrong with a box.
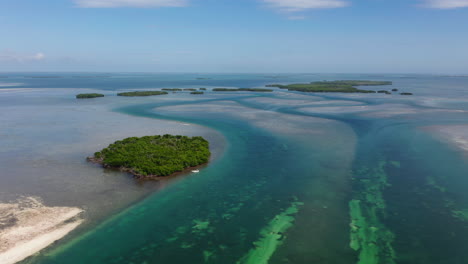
[262,0,349,12]
[423,0,468,9]
[33,53,46,60]
[287,15,307,20]
[74,0,188,8]
[0,50,46,63]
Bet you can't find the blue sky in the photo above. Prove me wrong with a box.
[0,0,468,73]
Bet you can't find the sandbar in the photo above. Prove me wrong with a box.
[0,197,83,264]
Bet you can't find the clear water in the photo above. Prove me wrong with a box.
[1,73,468,263]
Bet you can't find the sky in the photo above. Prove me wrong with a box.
[0,0,468,73]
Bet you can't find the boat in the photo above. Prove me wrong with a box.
[191,169,200,173]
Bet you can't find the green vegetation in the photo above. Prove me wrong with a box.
[183,88,197,91]
[377,90,391,94]
[213,88,273,92]
[266,80,392,93]
[74,75,111,78]
[425,174,468,224]
[426,176,446,193]
[29,76,63,78]
[117,91,168,97]
[400,92,413,95]
[238,88,273,92]
[391,89,398,92]
[162,88,182,91]
[237,200,303,264]
[212,88,239,92]
[349,161,397,264]
[190,91,204,95]
[453,210,468,221]
[76,93,105,99]
[88,135,210,178]
[199,88,207,90]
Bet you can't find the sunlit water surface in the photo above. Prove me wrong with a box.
[1,73,468,264]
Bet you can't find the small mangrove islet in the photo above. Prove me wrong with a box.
[117,91,169,97]
[29,76,63,78]
[162,88,183,91]
[266,80,392,93]
[190,91,204,95]
[87,135,210,179]
[212,88,239,92]
[213,88,273,92]
[377,90,391,94]
[76,93,105,99]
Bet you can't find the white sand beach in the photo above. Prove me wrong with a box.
[0,197,83,264]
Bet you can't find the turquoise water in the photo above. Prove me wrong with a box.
[1,73,468,263]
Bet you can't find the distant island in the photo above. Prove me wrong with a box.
[161,88,198,92]
[76,93,105,99]
[377,90,391,94]
[87,135,210,179]
[28,76,63,78]
[266,80,392,93]
[73,75,112,78]
[191,91,204,94]
[117,91,168,97]
[213,88,273,92]
[162,88,182,91]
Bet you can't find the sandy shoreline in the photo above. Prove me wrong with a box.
[0,197,84,264]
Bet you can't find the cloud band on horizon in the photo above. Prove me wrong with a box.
[262,0,349,12]
[0,51,46,63]
[423,0,468,9]
[74,0,188,8]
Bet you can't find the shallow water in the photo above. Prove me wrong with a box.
[0,88,225,226]
[1,73,468,263]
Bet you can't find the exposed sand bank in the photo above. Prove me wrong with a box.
[426,125,468,153]
[0,83,24,88]
[0,197,83,264]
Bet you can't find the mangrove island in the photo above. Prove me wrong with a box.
[117,91,168,97]
[377,90,391,94]
[88,135,210,179]
[76,93,105,99]
[266,80,392,93]
[162,88,182,91]
[213,88,273,92]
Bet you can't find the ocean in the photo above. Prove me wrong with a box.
[1,73,468,264]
